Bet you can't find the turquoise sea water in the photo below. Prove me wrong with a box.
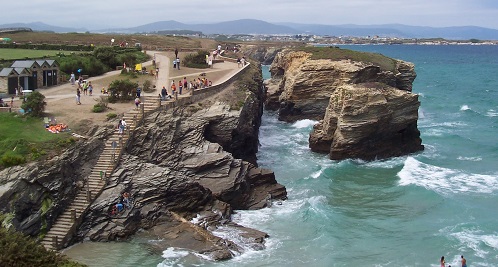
[65,45,498,266]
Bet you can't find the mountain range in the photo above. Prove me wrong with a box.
[2,19,498,40]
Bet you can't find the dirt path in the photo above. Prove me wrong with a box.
[17,51,240,134]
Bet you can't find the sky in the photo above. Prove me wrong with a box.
[1,0,498,30]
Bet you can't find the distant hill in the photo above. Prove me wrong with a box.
[278,22,498,40]
[0,22,86,33]
[116,19,299,35]
[2,20,498,40]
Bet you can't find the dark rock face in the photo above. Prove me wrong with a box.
[0,126,113,237]
[76,103,287,259]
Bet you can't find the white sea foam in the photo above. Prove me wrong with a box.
[398,157,498,194]
[160,247,189,259]
[363,156,406,169]
[447,227,498,259]
[457,156,483,162]
[292,119,318,129]
[486,109,498,117]
[460,105,471,111]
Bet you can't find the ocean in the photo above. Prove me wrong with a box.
[64,45,498,266]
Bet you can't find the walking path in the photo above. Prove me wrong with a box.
[40,51,247,250]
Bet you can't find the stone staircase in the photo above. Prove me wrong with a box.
[40,58,245,251]
[41,95,162,250]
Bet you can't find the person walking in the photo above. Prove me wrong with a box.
[461,255,467,267]
[174,48,178,58]
[136,87,141,98]
[134,97,141,110]
[178,80,183,95]
[88,81,93,96]
[76,88,81,105]
[161,86,167,100]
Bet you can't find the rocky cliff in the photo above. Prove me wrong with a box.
[265,47,423,160]
[241,44,282,65]
[0,64,287,261]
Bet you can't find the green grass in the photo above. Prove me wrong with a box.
[297,46,398,72]
[0,48,80,60]
[0,113,74,168]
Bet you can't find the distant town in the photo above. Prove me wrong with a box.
[206,33,498,45]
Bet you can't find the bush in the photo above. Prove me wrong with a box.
[21,91,46,117]
[0,225,86,266]
[142,80,153,93]
[184,50,210,69]
[92,96,109,113]
[92,104,105,113]
[107,79,138,103]
[106,113,117,120]
[0,153,26,167]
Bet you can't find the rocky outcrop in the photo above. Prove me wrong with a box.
[76,103,287,259]
[0,58,286,262]
[0,125,114,237]
[309,84,424,160]
[266,49,417,122]
[266,48,423,160]
[242,45,282,65]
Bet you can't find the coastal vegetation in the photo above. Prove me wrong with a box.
[297,46,397,72]
[0,113,74,169]
[183,50,210,68]
[20,91,47,117]
[0,223,86,267]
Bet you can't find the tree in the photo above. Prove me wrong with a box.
[21,91,46,117]
[108,79,138,103]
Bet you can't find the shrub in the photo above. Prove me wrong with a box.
[0,153,26,167]
[92,96,109,113]
[21,91,46,117]
[142,80,153,93]
[184,50,210,69]
[0,225,86,266]
[92,104,105,113]
[107,79,138,103]
[106,113,117,120]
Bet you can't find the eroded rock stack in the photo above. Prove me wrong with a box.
[265,48,424,160]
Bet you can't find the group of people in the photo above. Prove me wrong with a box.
[73,73,94,105]
[110,192,132,216]
[440,255,467,267]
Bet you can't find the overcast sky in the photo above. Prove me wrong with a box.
[2,0,498,30]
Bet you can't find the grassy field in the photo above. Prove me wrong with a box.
[0,48,80,60]
[297,46,398,72]
[0,113,74,169]
[1,32,217,51]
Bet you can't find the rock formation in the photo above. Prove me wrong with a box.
[76,102,287,260]
[242,45,282,65]
[0,63,287,260]
[265,48,423,160]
